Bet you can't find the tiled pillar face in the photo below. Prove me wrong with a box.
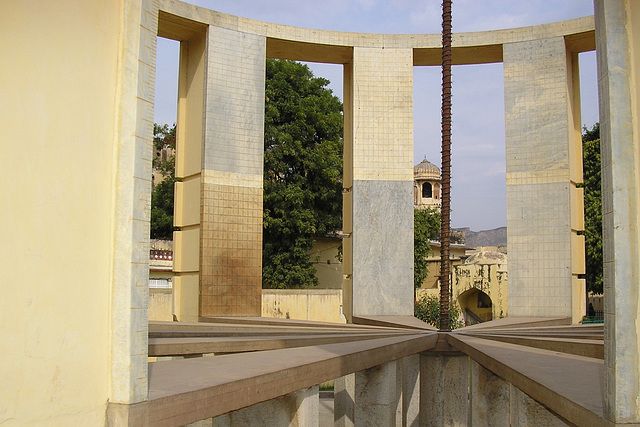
[503,37,582,318]
[200,179,262,316]
[595,0,640,422]
[345,47,414,317]
[199,28,265,317]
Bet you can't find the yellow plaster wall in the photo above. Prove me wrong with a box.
[262,290,345,323]
[149,289,174,322]
[422,245,467,289]
[0,1,123,424]
[309,237,343,289]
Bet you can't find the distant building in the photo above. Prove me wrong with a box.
[413,158,508,325]
[413,157,441,210]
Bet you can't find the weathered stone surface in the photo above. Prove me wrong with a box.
[355,361,401,426]
[595,0,640,422]
[335,373,356,427]
[509,385,568,426]
[351,180,414,317]
[420,354,468,427]
[470,359,510,426]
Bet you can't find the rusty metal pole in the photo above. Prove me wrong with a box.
[439,0,453,331]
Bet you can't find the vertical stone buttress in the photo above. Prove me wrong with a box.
[595,0,640,422]
[174,25,265,319]
[174,22,207,322]
[503,36,585,321]
[420,354,468,426]
[343,47,415,319]
[111,0,157,404]
[200,27,265,317]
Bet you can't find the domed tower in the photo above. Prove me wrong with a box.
[414,157,441,210]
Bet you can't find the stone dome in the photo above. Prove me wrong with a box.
[465,250,507,265]
[414,158,441,181]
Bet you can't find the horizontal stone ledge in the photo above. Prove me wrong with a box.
[199,315,410,331]
[149,331,419,356]
[462,329,603,340]
[151,319,403,332]
[149,328,414,339]
[158,0,594,56]
[138,333,437,426]
[352,315,436,330]
[447,333,609,427]
[460,316,572,330]
[458,333,604,359]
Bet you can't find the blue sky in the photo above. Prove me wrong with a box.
[154,0,598,231]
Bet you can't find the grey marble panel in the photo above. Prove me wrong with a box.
[351,180,413,316]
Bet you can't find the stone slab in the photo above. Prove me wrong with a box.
[143,334,438,426]
[352,315,436,330]
[447,334,609,426]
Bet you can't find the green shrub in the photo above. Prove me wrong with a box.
[415,294,463,330]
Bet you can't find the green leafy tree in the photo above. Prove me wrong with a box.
[151,176,177,239]
[582,123,603,294]
[414,208,441,288]
[150,123,177,240]
[414,294,463,329]
[153,123,176,176]
[263,59,343,289]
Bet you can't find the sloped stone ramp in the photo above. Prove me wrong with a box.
[108,317,608,426]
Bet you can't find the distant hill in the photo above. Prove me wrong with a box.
[454,227,507,248]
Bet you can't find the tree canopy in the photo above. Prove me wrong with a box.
[150,123,176,240]
[262,59,344,289]
[414,208,441,288]
[582,123,602,294]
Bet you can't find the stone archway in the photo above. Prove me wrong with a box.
[458,288,493,325]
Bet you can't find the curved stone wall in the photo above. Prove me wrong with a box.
[158,0,594,321]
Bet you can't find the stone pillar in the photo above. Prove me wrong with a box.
[509,385,567,426]
[401,355,421,427]
[595,0,640,422]
[110,0,157,404]
[467,359,569,426]
[173,21,207,323]
[343,47,415,319]
[199,27,265,317]
[210,386,319,426]
[469,359,510,426]
[420,354,467,426]
[335,374,355,427]
[354,361,401,426]
[503,35,585,321]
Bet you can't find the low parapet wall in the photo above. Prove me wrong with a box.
[262,289,345,323]
[149,288,346,323]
